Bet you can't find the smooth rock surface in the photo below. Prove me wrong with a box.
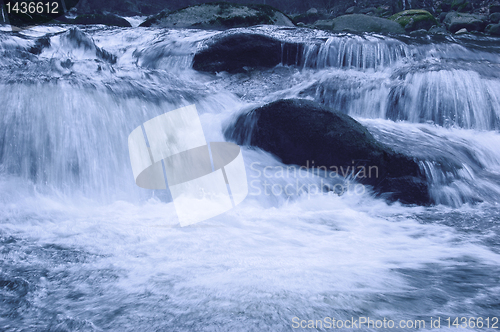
[224,99,431,205]
[444,11,488,33]
[193,33,302,73]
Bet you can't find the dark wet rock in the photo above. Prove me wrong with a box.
[410,28,429,35]
[490,1,500,13]
[490,12,500,23]
[292,11,321,25]
[485,23,500,34]
[390,9,438,31]
[450,0,472,12]
[441,1,452,11]
[312,19,335,30]
[439,11,448,22]
[62,28,117,64]
[192,33,302,74]
[360,7,378,14]
[140,2,294,29]
[224,99,431,206]
[330,14,405,33]
[376,5,394,17]
[0,274,30,297]
[345,6,359,14]
[428,25,449,34]
[29,36,51,55]
[444,11,488,33]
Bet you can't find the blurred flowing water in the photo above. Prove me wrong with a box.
[0,24,499,331]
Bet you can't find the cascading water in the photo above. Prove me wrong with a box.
[1,24,499,331]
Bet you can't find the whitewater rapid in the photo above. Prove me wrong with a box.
[1,24,499,331]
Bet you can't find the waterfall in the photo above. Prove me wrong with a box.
[1,24,500,332]
[2,27,499,206]
[285,35,500,131]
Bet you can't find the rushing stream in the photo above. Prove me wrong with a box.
[0,24,499,331]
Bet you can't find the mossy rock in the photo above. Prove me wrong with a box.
[331,14,405,34]
[140,2,294,29]
[74,14,131,27]
[390,10,437,32]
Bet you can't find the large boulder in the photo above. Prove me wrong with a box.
[329,14,405,33]
[490,1,500,13]
[224,99,431,205]
[73,13,132,27]
[312,19,335,30]
[450,0,472,12]
[485,23,500,35]
[292,11,321,25]
[192,33,302,73]
[490,12,500,23]
[444,11,488,33]
[140,2,294,29]
[390,10,437,32]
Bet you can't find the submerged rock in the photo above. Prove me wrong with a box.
[330,14,405,34]
[192,33,302,73]
[224,99,431,205]
[390,10,437,32]
[29,36,51,55]
[444,11,488,33]
[140,2,294,29]
[61,28,117,63]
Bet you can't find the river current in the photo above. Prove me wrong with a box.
[0,24,499,331]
